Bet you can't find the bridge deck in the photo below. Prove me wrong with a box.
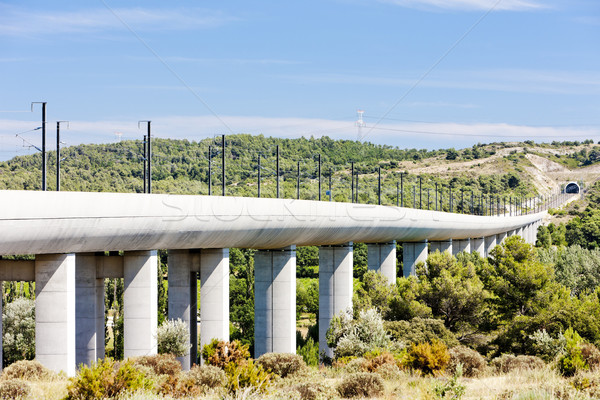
[0,190,544,255]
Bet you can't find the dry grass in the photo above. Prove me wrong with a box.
[9,364,600,400]
[26,379,69,400]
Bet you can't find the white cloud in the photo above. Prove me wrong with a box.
[378,0,546,11]
[0,5,235,37]
[0,115,597,161]
[283,68,600,95]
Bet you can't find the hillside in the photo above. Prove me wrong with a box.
[0,135,596,210]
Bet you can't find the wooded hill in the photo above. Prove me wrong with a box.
[0,135,597,210]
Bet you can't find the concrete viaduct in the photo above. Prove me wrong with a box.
[0,190,544,375]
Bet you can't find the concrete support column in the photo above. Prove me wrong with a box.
[471,238,485,257]
[484,235,497,257]
[429,240,452,255]
[525,224,532,244]
[516,227,524,239]
[168,250,198,369]
[254,246,296,357]
[497,231,508,244]
[75,253,104,368]
[402,241,428,277]
[35,254,76,376]
[319,243,353,359]
[123,251,157,358]
[200,248,229,358]
[366,241,396,283]
[452,239,471,255]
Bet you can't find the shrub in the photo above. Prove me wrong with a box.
[582,343,600,371]
[528,329,566,362]
[558,328,586,377]
[2,298,35,366]
[64,358,153,400]
[404,340,450,376]
[433,364,466,400]
[202,339,250,369]
[363,351,397,373]
[295,382,339,400]
[572,370,600,398]
[343,358,367,373]
[491,354,545,373]
[224,360,271,394]
[327,308,391,358]
[374,363,402,380]
[187,365,226,389]
[132,354,181,376]
[336,372,384,398]
[155,373,202,398]
[448,346,487,377]
[256,353,306,378]
[0,379,30,399]
[0,359,54,381]
[156,319,191,357]
[384,318,459,348]
[297,337,319,367]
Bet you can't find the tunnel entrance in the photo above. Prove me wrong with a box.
[565,182,580,194]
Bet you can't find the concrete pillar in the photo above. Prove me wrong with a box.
[497,231,508,244]
[366,241,396,283]
[402,241,428,277]
[484,235,497,257]
[319,243,353,359]
[471,238,485,257]
[200,248,229,358]
[75,253,104,368]
[35,254,76,376]
[168,250,198,369]
[429,240,452,255]
[524,224,532,244]
[123,250,157,358]
[254,246,296,357]
[452,239,471,255]
[516,227,524,239]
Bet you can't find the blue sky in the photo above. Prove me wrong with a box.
[0,0,598,159]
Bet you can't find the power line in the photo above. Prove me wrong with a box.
[363,114,600,129]
[100,0,235,135]
[362,0,505,141]
[368,125,600,139]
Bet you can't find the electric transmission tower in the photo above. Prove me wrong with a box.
[355,109,365,141]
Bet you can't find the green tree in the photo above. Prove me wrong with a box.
[416,252,490,336]
[229,248,256,351]
[296,246,319,278]
[353,271,396,318]
[296,278,319,316]
[536,225,551,248]
[446,148,459,160]
[480,236,554,321]
[537,245,600,295]
[566,209,600,249]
